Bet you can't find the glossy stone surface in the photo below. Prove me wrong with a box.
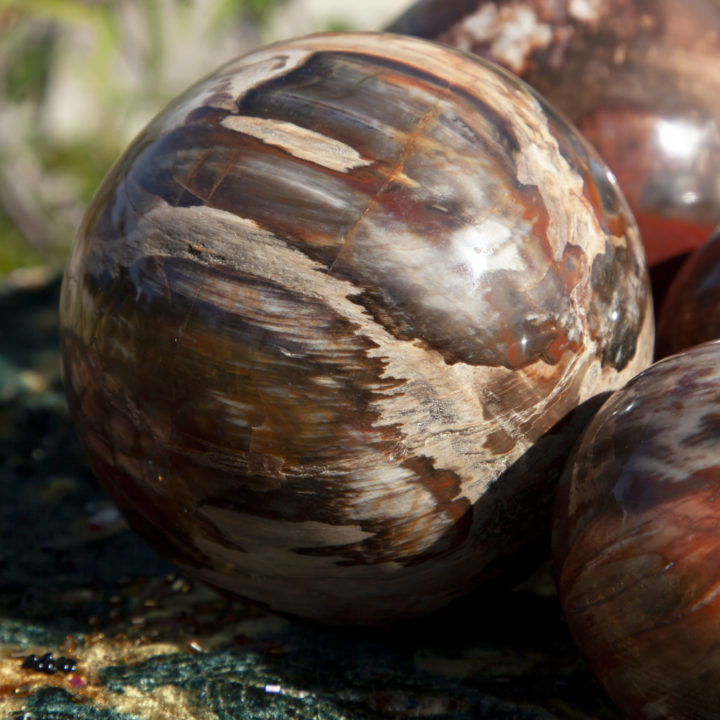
[60,32,653,624]
[388,0,720,267]
[553,340,720,720]
[656,228,720,358]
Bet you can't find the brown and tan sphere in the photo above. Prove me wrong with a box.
[60,32,653,624]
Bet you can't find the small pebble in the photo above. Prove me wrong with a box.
[188,639,204,653]
[21,654,39,670]
[57,656,78,673]
[21,651,78,674]
[35,653,56,674]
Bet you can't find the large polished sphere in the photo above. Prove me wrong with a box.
[60,32,653,624]
[389,0,720,269]
[553,341,720,720]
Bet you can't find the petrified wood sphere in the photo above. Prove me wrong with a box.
[388,0,720,268]
[656,227,720,358]
[60,32,653,623]
[553,341,720,720]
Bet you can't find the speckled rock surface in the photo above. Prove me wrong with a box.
[0,274,621,719]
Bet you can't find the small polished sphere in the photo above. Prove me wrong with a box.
[60,32,653,624]
[388,0,720,268]
[553,340,720,720]
[656,227,720,358]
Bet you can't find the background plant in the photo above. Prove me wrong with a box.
[0,0,408,276]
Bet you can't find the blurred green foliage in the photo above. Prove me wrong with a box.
[4,25,52,103]
[0,208,44,271]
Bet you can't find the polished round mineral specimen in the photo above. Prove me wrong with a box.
[656,227,720,358]
[553,340,720,720]
[60,32,653,624]
[388,0,720,269]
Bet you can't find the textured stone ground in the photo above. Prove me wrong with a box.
[0,274,620,719]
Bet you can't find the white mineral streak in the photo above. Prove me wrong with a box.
[615,371,720,488]
[202,509,376,550]
[193,505,475,610]
[190,528,397,605]
[567,350,720,517]
[461,46,655,394]
[220,116,373,173]
[157,48,313,131]
[495,88,601,267]
[207,391,255,429]
[687,577,720,613]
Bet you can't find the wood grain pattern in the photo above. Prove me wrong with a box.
[60,32,653,623]
[553,340,720,720]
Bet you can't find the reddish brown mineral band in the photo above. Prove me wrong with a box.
[656,227,720,358]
